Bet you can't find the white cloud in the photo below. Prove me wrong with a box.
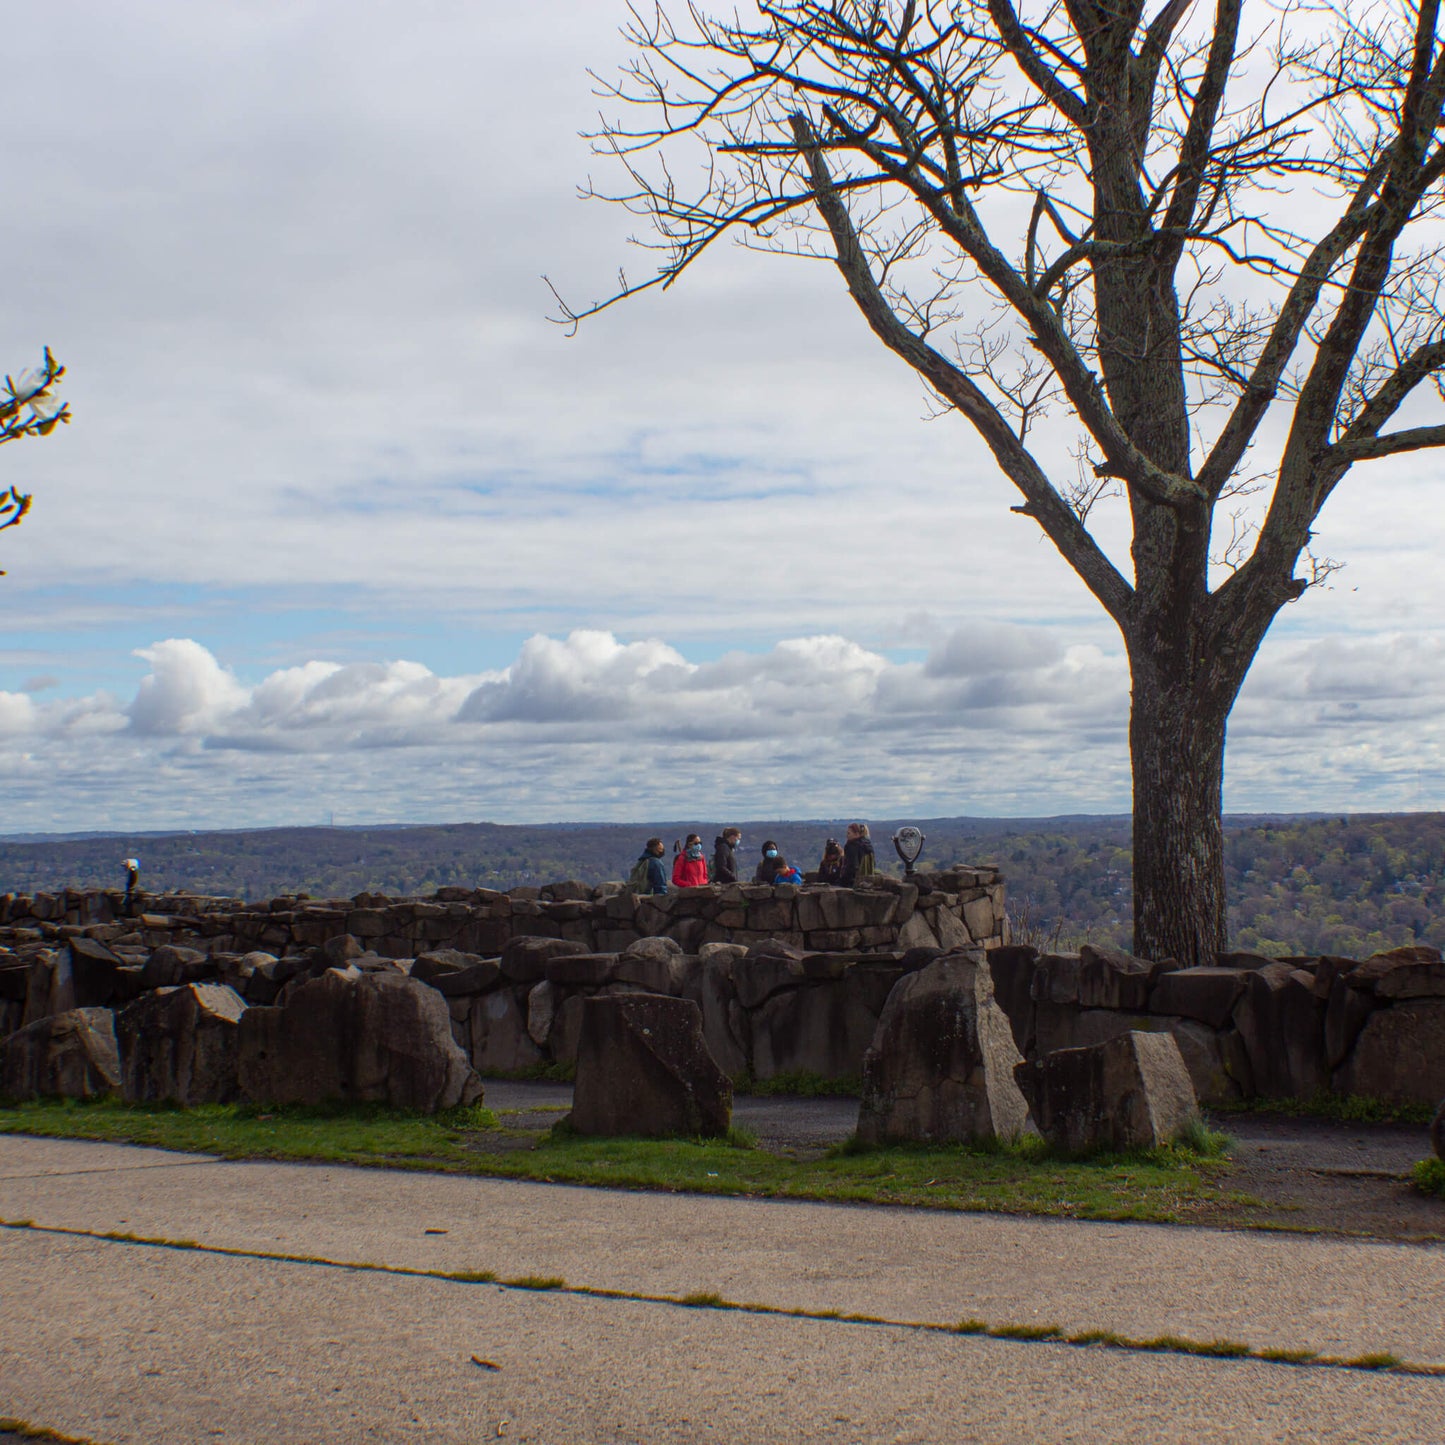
[128,640,248,737]
[460,632,690,725]
[0,625,1443,832]
[0,3,1442,832]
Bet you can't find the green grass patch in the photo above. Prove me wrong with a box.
[1255,1346,1320,1364]
[0,1096,498,1169]
[987,1322,1062,1341]
[1342,1351,1404,1370]
[1175,1116,1232,1158]
[0,1096,1240,1226]
[1211,1092,1435,1126]
[1412,1157,1445,1198]
[0,1420,104,1444]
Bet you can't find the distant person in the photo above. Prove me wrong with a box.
[672,833,710,888]
[841,823,876,885]
[712,827,742,884]
[817,838,846,885]
[122,856,140,915]
[770,854,804,886]
[627,837,669,895]
[754,840,782,884]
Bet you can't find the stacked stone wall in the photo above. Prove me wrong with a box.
[987,943,1445,1109]
[0,867,1007,968]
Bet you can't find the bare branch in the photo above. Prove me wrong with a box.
[791,108,1133,621]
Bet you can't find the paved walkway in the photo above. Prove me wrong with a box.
[2,1134,1444,1443]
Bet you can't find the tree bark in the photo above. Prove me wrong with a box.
[1128,651,1229,968]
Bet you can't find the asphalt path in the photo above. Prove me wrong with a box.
[2,1133,1444,1443]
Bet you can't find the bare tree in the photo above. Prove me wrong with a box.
[561,0,1445,967]
[1,348,70,573]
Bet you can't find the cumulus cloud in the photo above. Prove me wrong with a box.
[4,622,1445,833]
[460,632,689,725]
[128,640,249,736]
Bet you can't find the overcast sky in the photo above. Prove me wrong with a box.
[1,0,1443,834]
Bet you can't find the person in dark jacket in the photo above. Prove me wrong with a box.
[754,840,783,884]
[841,823,876,885]
[634,836,669,895]
[817,838,846,885]
[712,827,741,884]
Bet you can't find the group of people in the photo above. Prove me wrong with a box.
[628,823,876,895]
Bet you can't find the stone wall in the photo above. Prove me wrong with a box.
[8,875,1440,1108]
[987,943,1445,1108]
[0,867,1008,965]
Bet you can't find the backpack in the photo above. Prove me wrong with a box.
[856,847,875,878]
[627,855,653,892]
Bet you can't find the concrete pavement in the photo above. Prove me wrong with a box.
[2,1134,1444,1443]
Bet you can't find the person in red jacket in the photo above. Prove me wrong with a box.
[672,833,710,887]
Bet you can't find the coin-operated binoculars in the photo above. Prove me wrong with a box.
[891,826,925,878]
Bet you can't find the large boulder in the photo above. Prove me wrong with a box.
[141,944,213,990]
[856,951,1031,1146]
[66,937,126,1007]
[0,1007,120,1100]
[1335,999,1445,1106]
[1076,944,1160,1010]
[1148,967,1249,1029]
[409,951,501,997]
[985,945,1039,1057]
[1344,946,1445,999]
[468,987,545,1074]
[499,935,580,985]
[1014,1031,1199,1153]
[1232,962,1327,1098]
[237,969,482,1111]
[749,978,881,1083]
[116,983,247,1106]
[680,953,748,1080]
[569,993,731,1138]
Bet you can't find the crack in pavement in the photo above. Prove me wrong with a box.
[5,1217,1441,1379]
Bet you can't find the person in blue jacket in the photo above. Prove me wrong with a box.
[634,836,669,895]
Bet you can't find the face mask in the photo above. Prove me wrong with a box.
[764,848,778,859]
[687,843,703,859]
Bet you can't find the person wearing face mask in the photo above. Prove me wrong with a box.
[672,833,710,888]
[754,840,783,884]
[626,837,670,894]
[712,827,742,884]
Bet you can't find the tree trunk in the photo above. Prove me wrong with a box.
[1128,660,1229,969]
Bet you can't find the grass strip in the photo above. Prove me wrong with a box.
[0,1421,111,1445]
[0,1098,1243,1227]
[1211,1093,1435,1127]
[6,1217,1440,1378]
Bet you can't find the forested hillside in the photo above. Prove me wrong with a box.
[2,812,1441,959]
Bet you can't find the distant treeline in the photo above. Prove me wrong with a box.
[1,812,1441,959]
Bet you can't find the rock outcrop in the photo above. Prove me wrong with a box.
[569,993,731,1138]
[1014,1030,1199,1153]
[0,1007,121,1100]
[237,969,482,1112]
[856,950,1031,1146]
[116,982,248,1106]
